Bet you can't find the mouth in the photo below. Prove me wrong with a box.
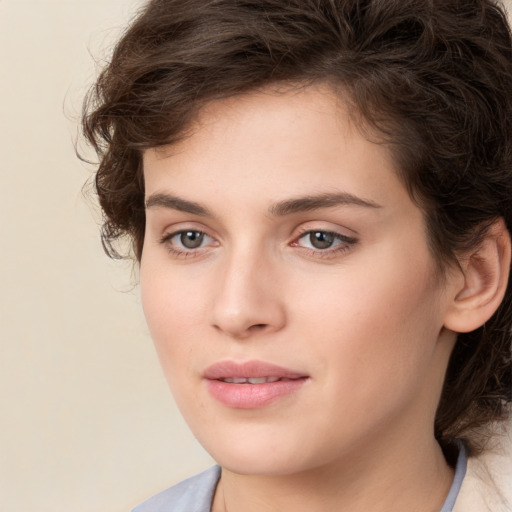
[203,360,307,380]
[219,376,293,384]
[203,360,309,409]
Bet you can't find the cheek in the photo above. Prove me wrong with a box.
[292,248,443,392]
[140,260,206,373]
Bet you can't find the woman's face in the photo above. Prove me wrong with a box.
[140,85,458,475]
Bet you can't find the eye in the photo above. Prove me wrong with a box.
[302,231,338,249]
[176,230,207,249]
[291,229,357,258]
[160,229,216,256]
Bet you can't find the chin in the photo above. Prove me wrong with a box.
[214,450,311,477]
[194,425,332,477]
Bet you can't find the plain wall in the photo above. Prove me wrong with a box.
[1,1,511,512]
[0,2,212,511]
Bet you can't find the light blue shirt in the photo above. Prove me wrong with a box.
[133,444,467,512]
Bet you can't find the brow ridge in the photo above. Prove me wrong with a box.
[145,193,210,216]
[145,191,381,218]
[269,192,381,216]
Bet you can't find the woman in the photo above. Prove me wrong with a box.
[82,0,512,510]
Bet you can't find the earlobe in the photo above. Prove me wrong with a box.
[443,218,511,334]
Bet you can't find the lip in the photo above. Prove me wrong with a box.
[203,360,309,409]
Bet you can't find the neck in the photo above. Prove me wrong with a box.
[212,429,454,512]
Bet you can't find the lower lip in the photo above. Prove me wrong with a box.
[206,378,308,409]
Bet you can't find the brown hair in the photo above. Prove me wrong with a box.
[82,0,512,453]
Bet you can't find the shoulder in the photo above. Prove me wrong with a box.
[132,466,221,512]
[453,421,512,512]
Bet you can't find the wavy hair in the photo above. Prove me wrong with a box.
[82,0,512,453]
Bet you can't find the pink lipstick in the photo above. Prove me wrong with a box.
[203,360,308,409]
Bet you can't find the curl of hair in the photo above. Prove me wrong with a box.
[82,0,512,453]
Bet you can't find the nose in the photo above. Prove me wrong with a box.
[211,249,286,340]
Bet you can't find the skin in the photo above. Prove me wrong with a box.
[140,84,462,512]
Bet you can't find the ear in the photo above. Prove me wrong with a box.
[443,218,511,333]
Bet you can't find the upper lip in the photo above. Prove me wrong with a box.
[203,360,308,380]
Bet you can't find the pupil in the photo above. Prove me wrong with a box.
[180,231,204,249]
[310,231,334,249]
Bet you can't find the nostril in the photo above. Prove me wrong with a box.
[249,323,268,331]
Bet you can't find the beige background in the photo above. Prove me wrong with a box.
[0,1,212,511]
[1,1,511,512]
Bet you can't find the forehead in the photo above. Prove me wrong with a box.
[142,84,411,218]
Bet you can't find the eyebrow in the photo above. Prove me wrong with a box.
[269,192,381,216]
[145,191,381,217]
[145,193,211,216]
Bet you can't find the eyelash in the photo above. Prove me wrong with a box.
[291,229,357,259]
[159,230,215,259]
[159,228,357,259]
